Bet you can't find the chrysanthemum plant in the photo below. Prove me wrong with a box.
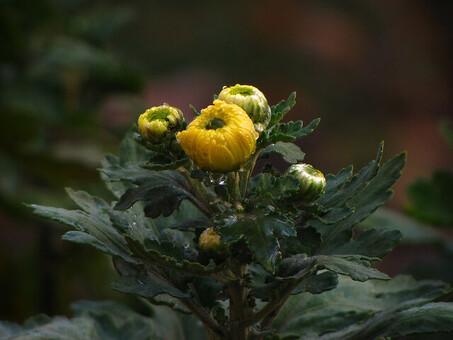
[29,85,453,340]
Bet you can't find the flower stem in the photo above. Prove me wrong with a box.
[178,165,214,217]
[239,149,262,198]
[228,265,252,340]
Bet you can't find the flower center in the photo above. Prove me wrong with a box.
[229,86,254,96]
[146,107,171,121]
[205,118,226,130]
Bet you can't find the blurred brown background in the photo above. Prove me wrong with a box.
[1,0,452,323]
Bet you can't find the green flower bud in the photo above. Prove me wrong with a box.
[218,84,271,133]
[138,104,185,143]
[287,163,326,202]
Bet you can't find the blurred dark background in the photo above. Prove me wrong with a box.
[1,0,452,325]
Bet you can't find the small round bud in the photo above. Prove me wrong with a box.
[199,228,223,253]
[138,104,185,143]
[218,84,271,133]
[286,163,326,202]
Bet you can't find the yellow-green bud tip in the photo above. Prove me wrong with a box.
[138,104,185,143]
[218,84,271,133]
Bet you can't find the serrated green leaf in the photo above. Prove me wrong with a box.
[140,157,189,171]
[100,154,132,198]
[317,206,354,225]
[320,228,401,258]
[143,237,186,261]
[292,271,339,295]
[315,255,389,281]
[252,255,318,299]
[0,300,178,340]
[318,143,383,209]
[275,254,315,279]
[62,230,112,253]
[219,214,296,273]
[111,275,190,299]
[193,277,223,308]
[317,166,353,207]
[119,127,154,165]
[125,237,225,279]
[281,226,322,257]
[29,202,137,264]
[114,170,198,218]
[272,275,452,340]
[316,302,453,340]
[310,149,406,258]
[168,217,210,232]
[268,92,297,128]
[248,173,301,204]
[259,142,305,164]
[262,119,320,145]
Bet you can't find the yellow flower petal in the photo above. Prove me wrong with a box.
[177,100,258,171]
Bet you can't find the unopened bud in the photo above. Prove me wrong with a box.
[138,104,185,143]
[218,84,271,133]
[286,163,326,202]
[199,228,223,252]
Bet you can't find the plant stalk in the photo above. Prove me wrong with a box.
[228,265,251,340]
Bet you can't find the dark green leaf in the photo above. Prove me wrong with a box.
[275,254,315,279]
[310,150,406,258]
[317,166,353,208]
[193,277,223,308]
[318,143,383,209]
[100,154,132,198]
[219,214,296,273]
[0,300,179,340]
[316,302,453,340]
[268,92,297,127]
[317,206,354,225]
[169,218,210,232]
[319,228,402,259]
[259,142,305,164]
[111,275,190,299]
[248,173,301,203]
[281,226,322,257]
[119,127,154,165]
[140,158,189,171]
[272,275,452,340]
[292,271,338,295]
[29,197,137,264]
[262,119,320,145]
[315,255,389,281]
[125,237,225,278]
[114,170,197,218]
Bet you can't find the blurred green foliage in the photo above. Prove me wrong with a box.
[406,120,453,227]
[0,0,144,321]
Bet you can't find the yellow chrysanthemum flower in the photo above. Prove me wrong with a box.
[177,100,259,171]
